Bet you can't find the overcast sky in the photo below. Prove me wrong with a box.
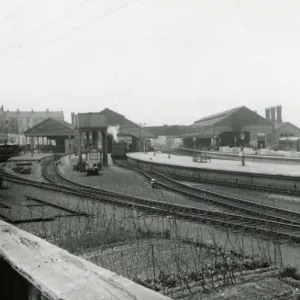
[1,0,300,126]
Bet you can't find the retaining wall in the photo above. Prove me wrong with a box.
[127,156,300,190]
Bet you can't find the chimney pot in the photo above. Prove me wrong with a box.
[270,106,276,123]
[265,107,271,120]
[276,105,282,123]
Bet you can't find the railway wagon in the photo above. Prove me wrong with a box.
[0,143,22,162]
[111,141,127,159]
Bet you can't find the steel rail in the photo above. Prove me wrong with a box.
[2,162,300,243]
[115,160,300,223]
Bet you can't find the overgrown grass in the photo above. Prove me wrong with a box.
[15,193,285,298]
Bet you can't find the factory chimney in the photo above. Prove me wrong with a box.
[270,106,276,123]
[276,105,282,124]
[265,107,270,120]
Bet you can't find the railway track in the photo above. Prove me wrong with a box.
[143,153,300,196]
[115,160,300,224]
[167,173,300,196]
[2,160,300,244]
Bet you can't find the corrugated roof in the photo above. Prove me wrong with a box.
[193,107,242,127]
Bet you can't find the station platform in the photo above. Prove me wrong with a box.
[126,152,300,177]
[7,153,54,163]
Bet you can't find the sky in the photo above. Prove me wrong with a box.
[1,0,300,126]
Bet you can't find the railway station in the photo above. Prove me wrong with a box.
[2,108,300,300]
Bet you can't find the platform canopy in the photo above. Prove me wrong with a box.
[24,117,76,138]
[77,108,156,139]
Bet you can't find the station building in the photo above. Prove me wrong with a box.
[182,106,274,151]
[0,106,64,144]
[24,117,76,154]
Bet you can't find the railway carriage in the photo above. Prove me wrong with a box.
[0,143,22,162]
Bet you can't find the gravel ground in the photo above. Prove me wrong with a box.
[3,161,46,182]
[182,181,300,213]
[59,156,228,213]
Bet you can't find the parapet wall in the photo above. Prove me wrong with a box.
[0,220,171,300]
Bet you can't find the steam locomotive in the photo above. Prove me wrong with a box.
[111,141,127,159]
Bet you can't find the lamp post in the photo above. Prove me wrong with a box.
[193,137,196,156]
[138,122,146,153]
[240,132,245,166]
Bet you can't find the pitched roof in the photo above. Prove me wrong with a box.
[24,117,76,136]
[144,125,187,136]
[193,107,242,127]
[275,121,300,132]
[2,110,64,119]
[77,108,156,139]
[183,106,272,138]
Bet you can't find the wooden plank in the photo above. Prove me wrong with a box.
[0,220,171,300]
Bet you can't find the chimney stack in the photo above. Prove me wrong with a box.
[276,105,282,124]
[46,109,49,113]
[17,109,19,114]
[71,112,74,125]
[270,106,276,123]
[31,109,34,114]
[265,107,270,120]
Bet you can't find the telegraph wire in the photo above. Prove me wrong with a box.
[4,0,97,53]
[11,0,139,62]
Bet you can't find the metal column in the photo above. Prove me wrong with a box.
[78,132,82,164]
[92,131,98,147]
[30,137,33,157]
[68,134,71,158]
[85,131,90,149]
[102,131,108,167]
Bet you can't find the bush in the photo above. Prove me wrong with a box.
[279,265,298,279]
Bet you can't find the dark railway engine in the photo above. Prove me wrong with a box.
[111,141,127,159]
